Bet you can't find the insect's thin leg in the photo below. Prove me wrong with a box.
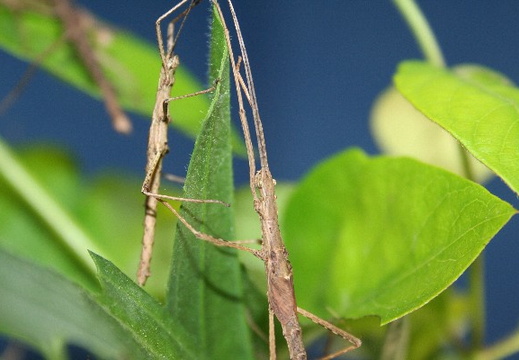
[143,190,229,207]
[163,80,219,107]
[142,149,166,193]
[234,57,253,106]
[296,307,361,360]
[269,307,277,360]
[158,199,262,257]
[143,80,224,206]
[139,148,166,284]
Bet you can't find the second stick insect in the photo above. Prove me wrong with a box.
[212,1,361,358]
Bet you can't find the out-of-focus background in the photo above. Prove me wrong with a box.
[1,1,519,358]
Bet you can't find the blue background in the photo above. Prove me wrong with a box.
[1,1,519,358]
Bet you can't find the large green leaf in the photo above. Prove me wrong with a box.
[283,148,515,325]
[92,252,195,359]
[394,60,519,194]
[0,2,245,154]
[166,7,254,359]
[0,249,142,360]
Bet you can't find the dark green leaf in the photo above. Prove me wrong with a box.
[394,60,519,194]
[283,148,515,324]
[165,7,254,359]
[92,252,195,359]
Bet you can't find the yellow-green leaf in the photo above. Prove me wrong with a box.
[394,60,519,194]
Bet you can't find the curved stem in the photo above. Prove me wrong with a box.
[392,0,445,67]
[474,328,519,360]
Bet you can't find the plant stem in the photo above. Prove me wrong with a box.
[474,328,519,360]
[459,145,486,350]
[392,0,445,67]
[380,317,409,360]
[0,136,99,279]
[469,255,485,350]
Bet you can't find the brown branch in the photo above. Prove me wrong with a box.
[52,0,132,134]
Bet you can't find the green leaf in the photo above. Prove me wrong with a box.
[91,252,195,359]
[0,2,246,154]
[283,148,515,325]
[394,60,519,194]
[0,141,176,296]
[370,86,493,183]
[165,7,254,359]
[0,249,140,360]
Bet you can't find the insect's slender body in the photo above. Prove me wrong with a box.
[255,168,306,359]
[138,49,179,285]
[138,0,217,286]
[215,1,361,357]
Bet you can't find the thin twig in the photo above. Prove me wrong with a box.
[53,0,132,134]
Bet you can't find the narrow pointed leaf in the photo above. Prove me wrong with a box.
[394,60,519,194]
[166,7,253,359]
[91,252,195,359]
[283,148,515,324]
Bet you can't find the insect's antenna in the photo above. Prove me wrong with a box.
[212,0,258,191]
[170,0,202,54]
[225,0,270,170]
[155,0,201,66]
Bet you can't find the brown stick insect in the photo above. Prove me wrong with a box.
[142,0,362,358]
[212,1,361,358]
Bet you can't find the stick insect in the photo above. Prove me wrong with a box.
[212,1,361,358]
[137,0,224,286]
[145,0,362,358]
